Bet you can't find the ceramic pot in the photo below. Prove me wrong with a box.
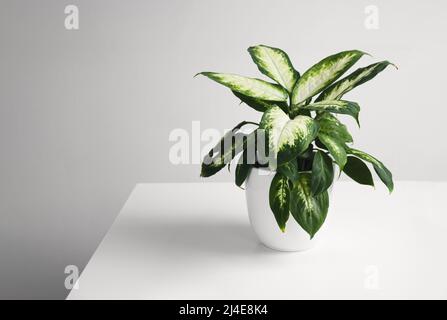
[245,167,333,252]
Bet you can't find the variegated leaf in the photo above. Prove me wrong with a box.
[232,90,288,113]
[317,61,395,101]
[348,148,394,193]
[290,172,329,238]
[232,90,272,112]
[197,72,288,101]
[277,158,299,181]
[260,106,318,169]
[277,115,319,165]
[201,123,257,177]
[318,133,347,169]
[269,173,291,232]
[259,106,290,168]
[311,151,334,196]
[248,45,299,93]
[316,113,353,143]
[301,100,360,126]
[291,50,365,105]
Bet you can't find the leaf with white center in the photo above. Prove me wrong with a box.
[259,106,290,169]
[269,173,291,232]
[260,106,318,169]
[248,45,299,93]
[342,156,374,187]
[301,100,361,126]
[197,72,288,101]
[290,173,329,238]
[316,112,353,143]
[311,151,334,196]
[318,133,347,169]
[291,50,366,105]
[277,116,319,165]
[201,122,257,177]
[317,61,396,101]
[348,148,394,193]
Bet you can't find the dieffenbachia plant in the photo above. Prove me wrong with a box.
[197,45,395,238]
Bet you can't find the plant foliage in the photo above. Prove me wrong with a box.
[197,45,395,238]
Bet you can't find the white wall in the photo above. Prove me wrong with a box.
[0,0,445,299]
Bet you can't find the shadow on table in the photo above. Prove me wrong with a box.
[114,215,284,257]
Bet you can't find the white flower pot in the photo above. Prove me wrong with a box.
[245,167,332,252]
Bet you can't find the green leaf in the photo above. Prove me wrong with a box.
[235,162,252,188]
[343,156,374,187]
[317,61,396,101]
[300,100,361,126]
[316,113,353,143]
[269,173,291,232]
[232,90,288,113]
[311,151,334,196]
[277,158,299,182]
[235,162,250,186]
[201,123,256,177]
[318,133,347,169]
[232,90,272,112]
[290,173,329,238]
[259,106,318,169]
[235,149,255,187]
[197,72,288,101]
[291,50,366,105]
[248,45,299,93]
[348,148,394,193]
[315,138,327,150]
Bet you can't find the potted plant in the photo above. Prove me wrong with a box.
[197,45,395,251]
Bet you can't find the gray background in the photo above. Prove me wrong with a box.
[0,0,445,299]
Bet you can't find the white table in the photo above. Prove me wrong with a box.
[68,182,447,299]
